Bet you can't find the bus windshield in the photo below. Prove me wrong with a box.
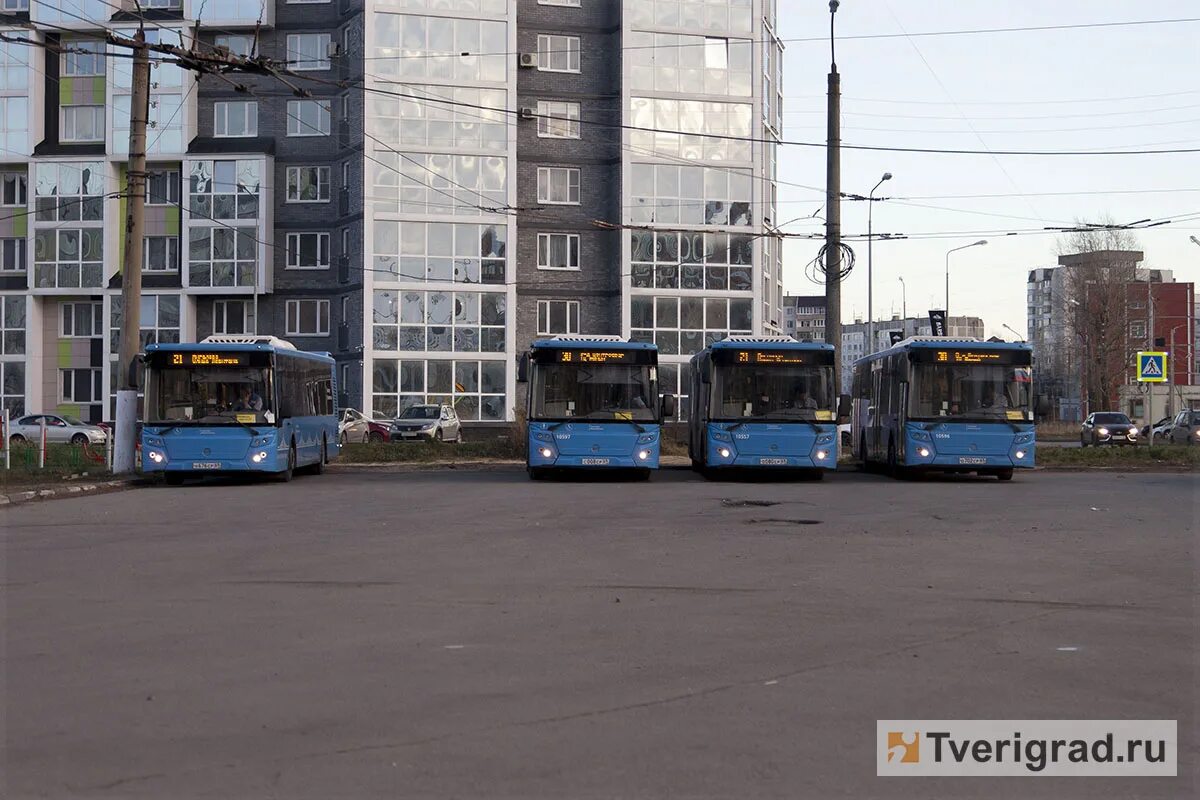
[531,363,657,422]
[711,365,833,421]
[147,366,274,425]
[911,364,1032,421]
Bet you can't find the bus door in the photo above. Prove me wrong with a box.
[870,366,884,459]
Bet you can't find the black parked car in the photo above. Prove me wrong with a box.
[1080,412,1139,447]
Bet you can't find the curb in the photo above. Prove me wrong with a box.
[0,477,141,506]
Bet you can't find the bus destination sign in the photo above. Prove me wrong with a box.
[715,348,833,366]
[557,350,632,364]
[912,348,1031,366]
[169,352,250,367]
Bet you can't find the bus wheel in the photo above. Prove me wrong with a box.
[633,468,652,482]
[886,439,898,477]
[164,474,184,486]
[279,444,296,482]
[996,468,1014,481]
[858,435,870,471]
[527,466,546,481]
[312,438,327,475]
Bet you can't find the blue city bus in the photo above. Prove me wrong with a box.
[687,337,840,478]
[850,337,1035,480]
[140,336,340,484]
[519,336,675,480]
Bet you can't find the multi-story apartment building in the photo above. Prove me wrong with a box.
[0,0,364,422]
[3,0,781,424]
[782,294,825,341]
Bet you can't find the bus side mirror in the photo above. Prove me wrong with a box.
[661,394,677,419]
[1035,396,1051,418]
[837,394,852,422]
[517,353,528,383]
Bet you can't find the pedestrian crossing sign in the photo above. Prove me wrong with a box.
[1137,351,1167,382]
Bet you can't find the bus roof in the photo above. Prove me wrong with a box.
[145,341,335,363]
[709,336,834,353]
[531,337,656,351]
[853,336,1032,366]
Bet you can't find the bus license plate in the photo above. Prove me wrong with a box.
[581,457,610,465]
[958,457,987,465]
[759,457,788,465]
[192,461,222,469]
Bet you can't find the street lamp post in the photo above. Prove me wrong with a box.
[866,172,892,354]
[898,276,906,325]
[1002,323,1024,342]
[945,239,988,325]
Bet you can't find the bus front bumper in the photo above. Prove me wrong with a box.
[903,439,1035,469]
[528,437,660,469]
[706,432,837,469]
[140,447,285,474]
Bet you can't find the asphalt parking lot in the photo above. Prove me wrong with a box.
[3,468,1196,799]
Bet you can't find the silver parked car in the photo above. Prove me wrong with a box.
[390,404,462,443]
[8,413,109,445]
[1167,409,1200,445]
[339,408,371,444]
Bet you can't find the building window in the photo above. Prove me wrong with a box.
[371,358,505,421]
[370,85,508,153]
[188,227,257,287]
[188,159,260,220]
[110,294,181,351]
[537,167,579,205]
[630,164,752,226]
[627,31,752,95]
[213,101,258,137]
[60,106,105,143]
[213,299,249,334]
[1,172,26,206]
[287,299,330,336]
[286,166,330,202]
[0,96,28,155]
[537,34,580,73]
[143,236,179,272]
[146,168,180,205]
[630,295,753,356]
[629,97,752,162]
[631,231,753,290]
[373,14,506,84]
[60,368,104,404]
[1130,321,1146,339]
[214,34,254,57]
[371,290,505,353]
[1,238,25,272]
[286,232,330,270]
[187,160,261,288]
[61,41,105,77]
[537,233,579,270]
[35,162,104,222]
[371,222,506,284]
[537,300,579,335]
[287,99,331,136]
[0,34,30,94]
[61,301,103,337]
[32,229,104,289]
[2,295,26,354]
[286,34,331,71]
[536,100,580,139]
[372,153,507,216]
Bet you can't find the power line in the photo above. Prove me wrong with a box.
[787,89,1200,107]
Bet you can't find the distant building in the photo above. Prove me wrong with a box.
[838,314,984,388]
[782,295,826,341]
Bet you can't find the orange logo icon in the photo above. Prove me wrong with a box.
[887,732,920,763]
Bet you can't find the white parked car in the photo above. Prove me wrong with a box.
[338,408,371,444]
[390,404,462,443]
[8,413,109,446]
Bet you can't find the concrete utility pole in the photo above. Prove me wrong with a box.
[866,172,891,355]
[824,0,843,394]
[113,29,151,475]
[1146,268,1155,443]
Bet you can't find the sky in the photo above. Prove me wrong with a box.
[777,0,1200,337]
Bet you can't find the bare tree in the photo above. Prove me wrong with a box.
[1054,217,1143,413]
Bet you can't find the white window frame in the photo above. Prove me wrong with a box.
[214,34,254,57]
[287,100,331,137]
[213,299,250,335]
[537,167,580,205]
[286,232,331,270]
[213,100,258,138]
[1,171,27,206]
[146,168,181,206]
[61,41,105,77]
[143,236,179,272]
[1,237,26,272]
[60,368,103,404]
[286,33,331,71]
[536,100,581,139]
[537,300,580,336]
[286,299,330,336]
[536,232,580,271]
[286,166,330,203]
[537,34,580,73]
[60,105,105,143]
[61,301,103,337]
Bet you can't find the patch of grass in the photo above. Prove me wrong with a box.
[338,438,523,463]
[0,442,112,489]
[1036,421,1083,441]
[1037,444,1200,468]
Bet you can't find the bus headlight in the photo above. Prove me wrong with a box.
[251,451,268,463]
[539,447,553,458]
[815,450,828,461]
[917,447,930,458]
[147,450,165,463]
[1015,450,1027,459]
[637,450,650,461]
[718,447,731,458]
